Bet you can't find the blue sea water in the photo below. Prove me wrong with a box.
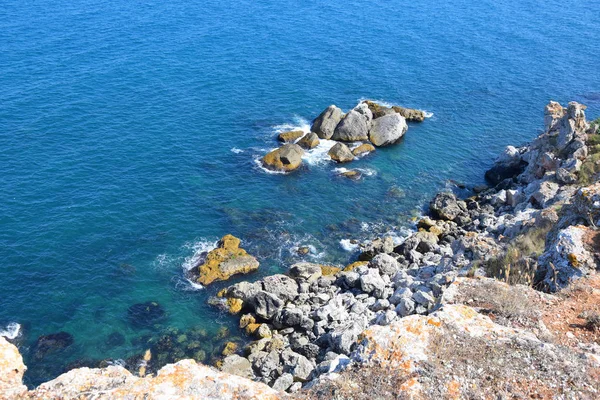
[1,0,599,386]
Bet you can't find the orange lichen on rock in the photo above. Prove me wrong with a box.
[197,234,259,286]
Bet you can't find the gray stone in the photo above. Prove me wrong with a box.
[333,110,370,142]
[261,275,299,302]
[249,291,284,320]
[395,297,416,317]
[369,253,399,276]
[368,113,408,147]
[220,355,254,379]
[272,373,294,391]
[311,105,344,140]
[289,263,322,283]
[359,269,386,298]
[389,287,413,305]
[328,142,355,163]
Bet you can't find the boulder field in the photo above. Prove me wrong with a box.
[261,100,426,173]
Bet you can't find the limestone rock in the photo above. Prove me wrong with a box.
[391,105,426,122]
[197,235,259,286]
[297,132,320,149]
[368,113,408,147]
[277,130,304,143]
[352,143,375,156]
[0,337,27,399]
[311,105,343,140]
[430,192,466,221]
[328,142,354,163]
[332,110,369,142]
[262,144,305,172]
[358,237,395,261]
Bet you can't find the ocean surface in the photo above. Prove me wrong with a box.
[1,0,599,386]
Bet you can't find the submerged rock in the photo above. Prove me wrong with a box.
[328,143,354,163]
[311,105,343,140]
[368,113,408,147]
[262,144,304,172]
[277,130,304,143]
[196,235,259,286]
[33,332,74,359]
[127,302,166,329]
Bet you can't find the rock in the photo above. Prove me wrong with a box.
[261,275,299,302]
[368,113,408,147]
[557,167,577,184]
[328,142,355,163]
[297,132,320,149]
[375,310,397,326]
[262,144,305,172]
[358,237,395,261]
[297,246,310,255]
[485,146,525,185]
[277,130,304,143]
[222,342,239,357]
[352,143,376,156]
[339,169,361,180]
[412,287,435,307]
[0,337,27,398]
[343,260,369,272]
[391,106,426,122]
[537,225,598,291]
[429,192,466,221]
[218,354,253,379]
[573,183,600,225]
[282,350,314,382]
[289,262,323,283]
[332,110,369,142]
[225,281,262,302]
[363,101,396,118]
[196,235,259,285]
[395,297,416,317]
[369,253,399,276]
[528,180,560,208]
[256,324,272,339]
[311,105,344,140]
[359,269,386,298]
[273,308,304,329]
[353,102,374,126]
[127,302,166,329]
[272,373,294,391]
[248,291,284,320]
[389,287,413,305]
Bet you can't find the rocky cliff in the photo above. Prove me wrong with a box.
[1,101,599,399]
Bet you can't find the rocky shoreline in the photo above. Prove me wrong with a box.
[2,101,600,399]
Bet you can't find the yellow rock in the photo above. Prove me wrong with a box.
[343,261,369,272]
[143,349,152,362]
[226,298,244,314]
[262,144,304,172]
[197,234,259,286]
[239,314,256,329]
[352,143,376,156]
[221,342,238,356]
[278,130,304,142]
[245,323,261,335]
[320,265,341,276]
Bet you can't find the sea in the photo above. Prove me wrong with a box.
[1,0,599,387]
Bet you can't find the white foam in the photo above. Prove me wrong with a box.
[180,239,219,291]
[423,111,434,118]
[340,239,359,252]
[0,322,21,340]
[253,156,287,174]
[273,117,311,135]
[230,147,244,154]
[107,359,126,367]
[302,139,337,166]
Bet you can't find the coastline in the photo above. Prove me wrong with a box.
[2,100,600,399]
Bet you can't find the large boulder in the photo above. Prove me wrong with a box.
[328,143,355,163]
[262,144,304,172]
[536,225,598,291]
[332,110,370,142]
[368,113,408,147]
[297,132,320,149]
[196,235,259,286]
[358,237,395,261]
[277,130,304,143]
[311,105,344,140]
[429,192,466,221]
[248,291,284,320]
[485,146,526,185]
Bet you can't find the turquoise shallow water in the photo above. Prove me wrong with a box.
[1,0,599,386]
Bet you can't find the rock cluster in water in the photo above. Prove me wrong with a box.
[261,101,425,173]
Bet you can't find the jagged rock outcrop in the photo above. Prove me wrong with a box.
[195,234,259,285]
